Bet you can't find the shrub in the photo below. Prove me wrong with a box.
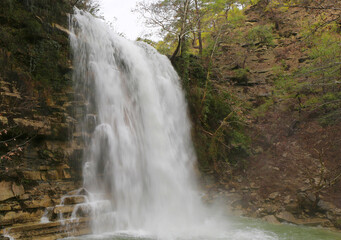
[247,25,275,46]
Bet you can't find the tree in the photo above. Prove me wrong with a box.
[136,0,192,61]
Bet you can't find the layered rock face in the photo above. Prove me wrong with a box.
[0,0,85,235]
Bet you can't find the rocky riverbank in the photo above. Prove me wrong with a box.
[202,170,341,231]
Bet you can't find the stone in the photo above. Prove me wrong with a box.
[0,210,43,225]
[46,170,59,180]
[269,192,280,200]
[263,215,280,224]
[317,200,335,212]
[297,192,317,210]
[62,169,72,179]
[263,204,279,214]
[254,147,263,154]
[22,171,41,180]
[0,203,12,211]
[0,181,14,201]
[295,218,331,227]
[39,166,51,170]
[283,195,292,204]
[250,182,260,189]
[276,211,297,224]
[52,23,71,35]
[285,203,300,214]
[62,196,86,205]
[0,116,8,125]
[12,183,25,196]
[0,217,90,239]
[13,118,49,134]
[53,205,75,214]
[24,196,52,209]
[236,176,243,183]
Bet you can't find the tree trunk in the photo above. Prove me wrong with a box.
[170,36,182,62]
[195,0,203,55]
[170,0,190,61]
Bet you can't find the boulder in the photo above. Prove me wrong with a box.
[317,200,336,213]
[276,211,297,224]
[263,215,280,224]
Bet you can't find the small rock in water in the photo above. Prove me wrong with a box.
[276,211,297,224]
[263,215,280,224]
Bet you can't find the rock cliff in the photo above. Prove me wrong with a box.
[0,0,85,231]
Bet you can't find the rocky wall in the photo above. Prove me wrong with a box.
[0,0,85,229]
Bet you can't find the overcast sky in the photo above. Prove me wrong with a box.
[98,0,155,40]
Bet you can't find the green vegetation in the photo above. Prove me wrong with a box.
[136,0,341,173]
[246,25,275,46]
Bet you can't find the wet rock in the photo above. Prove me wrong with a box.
[53,205,75,214]
[0,217,90,239]
[63,196,86,205]
[263,215,280,224]
[276,211,297,224]
[52,23,72,35]
[295,218,331,227]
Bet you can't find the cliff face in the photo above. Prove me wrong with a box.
[0,0,84,227]
[200,2,341,229]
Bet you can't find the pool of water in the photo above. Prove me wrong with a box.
[64,217,341,240]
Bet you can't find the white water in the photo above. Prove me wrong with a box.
[69,10,278,240]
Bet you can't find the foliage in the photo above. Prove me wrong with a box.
[296,32,341,124]
[173,53,249,172]
[246,25,275,46]
[233,68,249,84]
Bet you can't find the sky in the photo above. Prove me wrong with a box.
[98,0,155,40]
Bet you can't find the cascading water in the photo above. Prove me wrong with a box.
[69,9,279,240]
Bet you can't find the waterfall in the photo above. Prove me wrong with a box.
[70,9,213,238]
[69,9,278,240]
